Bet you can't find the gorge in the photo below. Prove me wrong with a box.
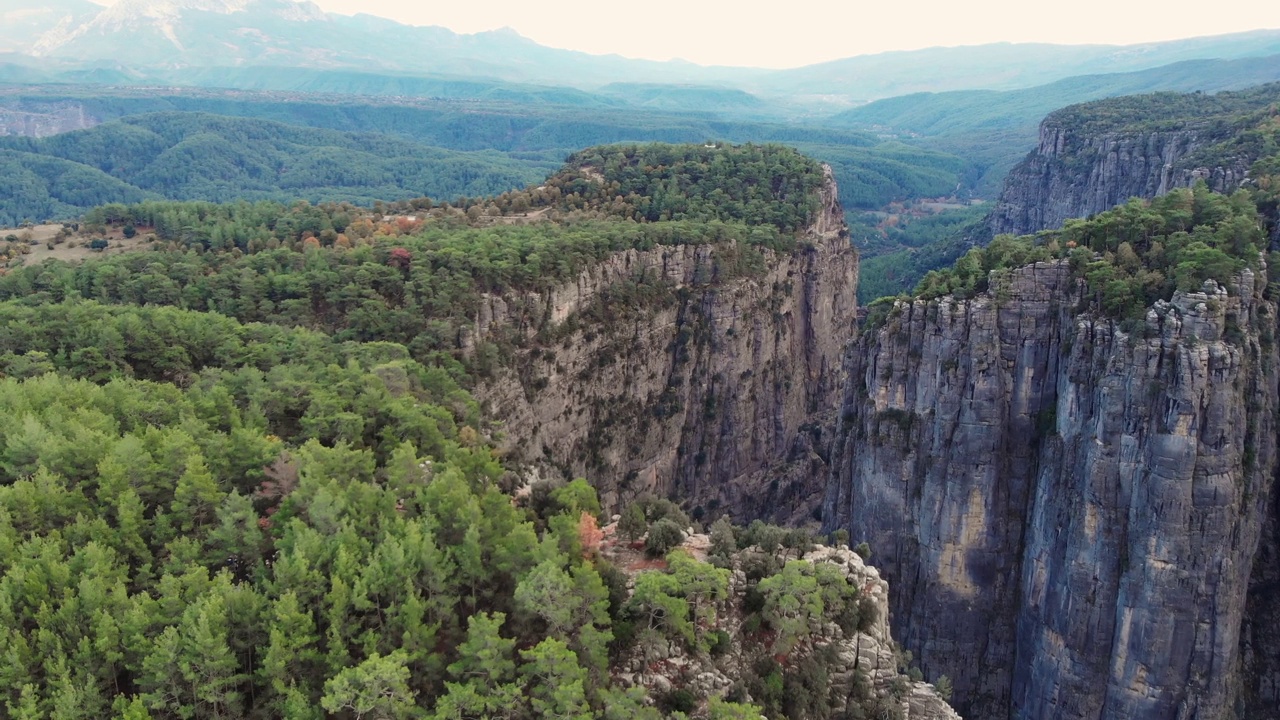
[447,89,1280,718]
[2,81,1280,720]
[821,85,1280,719]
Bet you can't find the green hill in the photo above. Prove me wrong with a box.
[0,149,154,226]
[0,90,984,216]
[0,112,559,225]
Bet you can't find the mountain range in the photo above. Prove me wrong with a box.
[4,0,1280,109]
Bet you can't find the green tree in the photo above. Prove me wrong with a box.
[645,518,685,557]
[170,453,221,535]
[320,651,417,720]
[758,561,824,655]
[515,559,576,637]
[520,638,592,720]
[708,697,766,719]
[617,503,647,542]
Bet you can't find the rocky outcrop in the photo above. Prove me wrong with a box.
[0,100,99,137]
[476,167,857,522]
[823,261,1279,719]
[610,535,961,720]
[989,122,1252,236]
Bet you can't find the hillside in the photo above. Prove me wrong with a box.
[0,112,559,225]
[831,54,1280,198]
[844,82,1280,302]
[821,82,1280,717]
[0,142,856,521]
[0,88,980,218]
[990,83,1280,236]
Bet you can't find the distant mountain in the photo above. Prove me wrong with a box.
[763,30,1280,104]
[7,0,759,91]
[830,54,1280,136]
[1,0,1278,110]
[0,0,101,54]
[595,83,769,115]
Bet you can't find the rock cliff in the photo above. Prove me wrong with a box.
[0,99,99,137]
[823,261,1279,719]
[605,529,961,720]
[476,167,857,522]
[989,122,1251,236]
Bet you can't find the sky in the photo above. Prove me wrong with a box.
[93,0,1280,68]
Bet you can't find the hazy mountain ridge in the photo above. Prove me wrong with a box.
[2,0,1278,108]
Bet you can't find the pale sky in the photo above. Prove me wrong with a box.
[95,0,1280,68]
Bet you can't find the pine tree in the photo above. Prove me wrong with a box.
[520,638,591,720]
[320,651,416,720]
[170,453,221,535]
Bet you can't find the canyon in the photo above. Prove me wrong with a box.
[824,261,1277,719]
[469,89,1280,719]
[822,89,1280,719]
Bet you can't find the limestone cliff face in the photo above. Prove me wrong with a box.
[989,121,1252,236]
[0,100,99,137]
[475,167,857,521]
[823,261,1279,719]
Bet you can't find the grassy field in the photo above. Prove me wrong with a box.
[1,223,156,268]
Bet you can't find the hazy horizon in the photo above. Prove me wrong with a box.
[81,0,1280,69]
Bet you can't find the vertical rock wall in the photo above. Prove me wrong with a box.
[476,167,858,521]
[989,122,1252,237]
[824,262,1279,720]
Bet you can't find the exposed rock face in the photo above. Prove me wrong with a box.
[611,537,961,720]
[0,100,99,137]
[823,261,1279,719]
[990,122,1252,236]
[1244,504,1280,718]
[475,168,857,522]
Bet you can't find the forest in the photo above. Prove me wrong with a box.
[0,113,559,227]
[0,144,924,720]
[860,182,1272,336]
[848,83,1280,304]
[848,205,989,303]
[0,144,820,380]
[0,87,982,226]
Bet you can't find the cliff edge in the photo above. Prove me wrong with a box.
[825,254,1278,719]
[478,165,857,523]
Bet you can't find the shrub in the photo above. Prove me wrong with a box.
[857,596,878,633]
[708,629,732,657]
[935,675,953,702]
[658,689,697,714]
[645,518,685,557]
